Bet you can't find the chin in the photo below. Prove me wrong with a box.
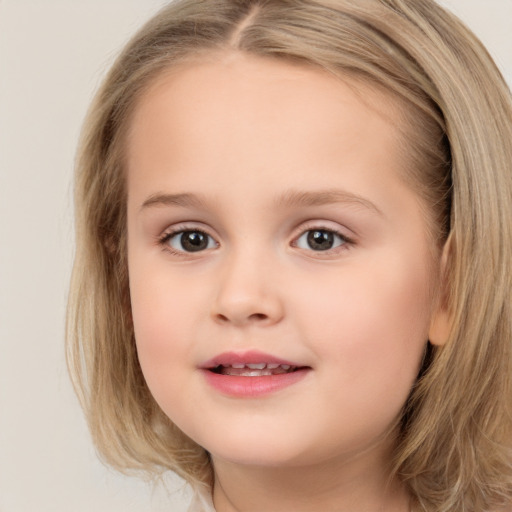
[211,447,308,469]
[200,428,312,468]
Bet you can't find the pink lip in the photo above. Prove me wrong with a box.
[199,350,311,398]
[200,350,301,369]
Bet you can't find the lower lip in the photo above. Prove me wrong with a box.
[201,368,310,397]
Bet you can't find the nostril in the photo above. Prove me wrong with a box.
[214,311,269,325]
[249,313,268,321]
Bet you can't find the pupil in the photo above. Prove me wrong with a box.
[307,230,334,251]
[181,231,207,252]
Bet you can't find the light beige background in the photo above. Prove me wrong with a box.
[0,1,510,511]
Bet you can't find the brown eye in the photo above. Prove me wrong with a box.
[168,230,216,252]
[296,229,347,251]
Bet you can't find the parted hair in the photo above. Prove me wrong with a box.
[66,1,512,510]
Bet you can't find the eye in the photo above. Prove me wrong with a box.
[164,230,217,253]
[295,229,348,252]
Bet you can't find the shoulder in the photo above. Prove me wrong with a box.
[187,489,216,512]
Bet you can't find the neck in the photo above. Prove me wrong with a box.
[211,447,410,512]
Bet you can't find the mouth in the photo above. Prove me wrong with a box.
[208,363,304,377]
[200,351,311,397]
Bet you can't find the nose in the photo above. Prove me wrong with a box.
[211,251,285,327]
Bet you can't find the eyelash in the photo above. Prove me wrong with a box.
[158,226,217,257]
[157,224,354,257]
[292,225,353,255]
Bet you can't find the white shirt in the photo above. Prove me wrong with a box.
[187,490,216,512]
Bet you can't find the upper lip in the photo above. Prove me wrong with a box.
[200,350,305,369]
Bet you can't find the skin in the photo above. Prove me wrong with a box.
[126,52,445,512]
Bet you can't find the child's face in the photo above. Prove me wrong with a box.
[126,54,442,469]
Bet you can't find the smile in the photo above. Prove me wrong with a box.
[210,363,298,377]
[200,351,311,397]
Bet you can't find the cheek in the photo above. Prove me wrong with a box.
[129,276,209,438]
[291,257,431,450]
[294,249,432,390]
[128,259,201,395]
[131,279,177,354]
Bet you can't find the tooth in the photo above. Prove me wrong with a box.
[231,363,245,369]
[247,363,266,369]
[267,363,280,369]
[280,364,291,370]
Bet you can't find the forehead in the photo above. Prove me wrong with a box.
[127,52,403,150]
[125,53,407,205]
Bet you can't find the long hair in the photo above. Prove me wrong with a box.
[67,1,512,509]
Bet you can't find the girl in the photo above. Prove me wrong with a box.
[66,1,512,511]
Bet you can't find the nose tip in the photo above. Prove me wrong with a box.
[211,260,284,327]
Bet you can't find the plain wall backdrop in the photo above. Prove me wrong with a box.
[0,1,510,511]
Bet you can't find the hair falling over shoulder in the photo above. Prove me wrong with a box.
[66,1,512,510]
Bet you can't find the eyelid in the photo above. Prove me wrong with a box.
[292,220,355,241]
[155,219,355,256]
[158,223,220,256]
[290,221,356,253]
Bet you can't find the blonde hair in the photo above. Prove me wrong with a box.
[67,0,512,509]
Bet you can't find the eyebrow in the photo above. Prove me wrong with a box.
[140,189,382,215]
[275,189,382,215]
[140,192,207,211]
